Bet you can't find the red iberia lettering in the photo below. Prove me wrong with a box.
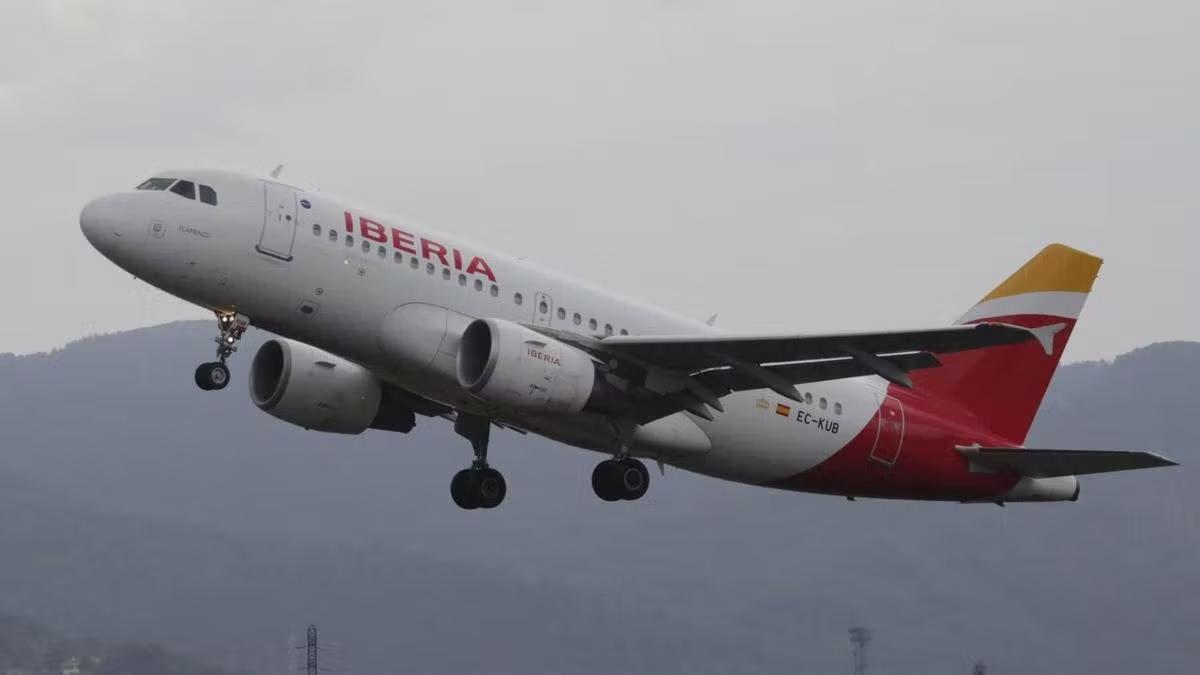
[340,210,497,282]
[391,228,417,254]
[360,218,387,243]
[421,238,449,266]
[465,256,496,282]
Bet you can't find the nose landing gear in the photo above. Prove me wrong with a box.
[195,312,248,391]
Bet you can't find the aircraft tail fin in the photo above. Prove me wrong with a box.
[910,243,1103,444]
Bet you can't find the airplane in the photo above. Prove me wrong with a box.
[79,169,1177,509]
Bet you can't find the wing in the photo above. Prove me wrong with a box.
[599,323,1036,371]
[958,446,1178,477]
[530,322,1038,424]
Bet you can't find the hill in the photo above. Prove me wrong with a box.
[0,322,1195,674]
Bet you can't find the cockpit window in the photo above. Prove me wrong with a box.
[136,177,175,191]
[199,184,217,206]
[170,180,196,200]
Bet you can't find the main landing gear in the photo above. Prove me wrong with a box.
[450,413,507,510]
[195,312,248,391]
[591,457,650,502]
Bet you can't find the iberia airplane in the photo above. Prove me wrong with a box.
[80,170,1176,509]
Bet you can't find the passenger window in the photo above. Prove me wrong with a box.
[604,323,613,336]
[490,284,499,297]
[199,184,217,205]
[328,229,337,242]
[443,268,452,281]
[474,279,483,291]
[136,177,175,191]
[819,397,828,410]
[394,252,403,263]
[804,393,813,405]
[620,329,629,335]
[539,300,549,314]
[458,273,467,286]
[377,246,386,259]
[170,180,196,200]
[514,293,524,305]
[589,318,598,331]
[573,313,582,326]
[410,257,419,269]
[834,402,843,415]
[361,240,370,253]
[426,262,435,274]
[345,235,354,247]
[557,308,566,320]
[312,224,321,236]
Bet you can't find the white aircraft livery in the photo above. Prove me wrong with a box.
[80,169,1177,509]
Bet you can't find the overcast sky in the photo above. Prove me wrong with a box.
[2,0,1197,362]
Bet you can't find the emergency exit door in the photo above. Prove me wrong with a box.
[258,181,297,260]
[532,292,554,327]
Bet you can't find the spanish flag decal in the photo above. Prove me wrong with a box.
[776,403,791,417]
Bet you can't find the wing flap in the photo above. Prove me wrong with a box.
[958,446,1178,477]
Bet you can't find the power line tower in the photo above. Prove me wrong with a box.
[305,624,318,675]
[849,627,871,675]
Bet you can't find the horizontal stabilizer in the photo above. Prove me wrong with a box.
[958,446,1178,477]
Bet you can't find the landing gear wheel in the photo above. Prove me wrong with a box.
[477,467,507,509]
[194,362,230,391]
[450,469,481,510]
[450,467,507,510]
[592,458,650,502]
[591,460,622,502]
[616,458,650,501]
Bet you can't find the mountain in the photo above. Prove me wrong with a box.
[0,322,1195,674]
[0,613,243,675]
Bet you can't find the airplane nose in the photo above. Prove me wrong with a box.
[80,194,126,253]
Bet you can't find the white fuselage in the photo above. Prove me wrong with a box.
[79,170,895,489]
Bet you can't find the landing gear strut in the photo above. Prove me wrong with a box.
[195,312,248,391]
[592,457,650,502]
[450,413,507,510]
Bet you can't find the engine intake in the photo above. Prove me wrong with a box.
[250,338,414,434]
[457,319,612,414]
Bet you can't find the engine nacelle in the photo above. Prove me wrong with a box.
[249,339,414,434]
[457,319,601,414]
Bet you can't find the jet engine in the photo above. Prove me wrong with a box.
[249,338,415,434]
[457,318,620,415]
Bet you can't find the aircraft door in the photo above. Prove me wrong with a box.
[868,395,905,466]
[532,292,554,327]
[258,181,297,260]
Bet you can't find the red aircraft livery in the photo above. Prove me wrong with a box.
[345,211,496,282]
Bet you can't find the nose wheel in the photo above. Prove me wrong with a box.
[194,362,231,391]
[195,312,248,392]
[592,458,650,502]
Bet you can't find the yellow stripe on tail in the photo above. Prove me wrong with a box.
[980,243,1103,302]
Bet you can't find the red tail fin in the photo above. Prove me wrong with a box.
[910,244,1103,444]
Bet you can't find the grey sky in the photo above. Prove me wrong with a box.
[2,0,1197,361]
